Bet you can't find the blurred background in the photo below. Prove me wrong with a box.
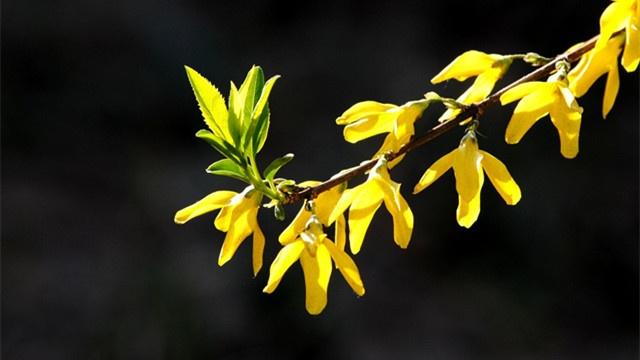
[2,0,638,359]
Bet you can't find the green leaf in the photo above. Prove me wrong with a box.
[252,75,280,120]
[195,129,243,164]
[243,74,280,156]
[264,153,294,181]
[238,66,265,125]
[206,158,247,182]
[184,66,229,140]
[252,109,270,153]
[227,81,243,147]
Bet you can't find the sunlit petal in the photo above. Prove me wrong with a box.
[279,207,310,245]
[456,190,481,228]
[348,181,383,254]
[431,50,500,83]
[334,214,347,252]
[596,0,634,50]
[480,151,521,205]
[500,82,552,105]
[328,187,360,225]
[414,149,455,194]
[324,240,365,296]
[218,203,255,266]
[174,190,236,224]
[622,17,640,71]
[505,91,553,144]
[263,241,305,293]
[249,208,265,276]
[603,60,620,118]
[343,116,395,143]
[336,101,395,125]
[452,137,484,202]
[300,246,332,315]
[550,103,582,159]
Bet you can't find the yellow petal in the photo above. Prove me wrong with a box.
[343,114,396,143]
[569,36,623,98]
[465,66,504,102]
[279,207,310,245]
[388,191,414,249]
[348,181,383,254]
[568,53,591,93]
[431,50,500,83]
[314,183,345,226]
[413,149,455,194]
[456,191,481,228]
[504,90,554,144]
[499,82,552,105]
[336,101,395,125]
[334,214,347,252]
[596,0,634,50]
[174,190,236,224]
[328,187,360,225]
[218,202,256,266]
[263,241,305,293]
[550,103,582,159]
[214,205,232,231]
[373,172,413,249]
[452,137,484,202]
[603,59,620,118]
[323,240,365,296]
[622,17,640,72]
[300,246,332,315]
[249,208,265,276]
[480,151,521,205]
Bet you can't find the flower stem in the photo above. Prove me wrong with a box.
[282,30,618,205]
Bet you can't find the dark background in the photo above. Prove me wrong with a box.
[2,1,638,359]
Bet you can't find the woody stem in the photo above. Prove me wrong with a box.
[282,31,608,205]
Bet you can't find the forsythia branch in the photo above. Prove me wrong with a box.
[282,31,615,205]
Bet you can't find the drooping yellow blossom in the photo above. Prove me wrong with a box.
[596,0,639,72]
[279,181,347,251]
[500,71,583,159]
[328,158,413,254]
[336,99,430,167]
[174,186,265,275]
[413,132,521,228]
[569,36,624,118]
[263,215,365,315]
[431,50,512,122]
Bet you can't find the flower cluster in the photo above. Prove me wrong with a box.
[175,1,638,315]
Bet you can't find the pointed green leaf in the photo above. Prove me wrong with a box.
[239,66,265,124]
[264,153,294,181]
[252,75,280,120]
[184,66,229,140]
[206,158,248,182]
[195,129,243,164]
[253,109,270,153]
[243,74,280,155]
[227,81,243,146]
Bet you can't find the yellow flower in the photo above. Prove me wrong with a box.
[431,50,512,122]
[569,36,624,118]
[328,158,413,254]
[500,75,583,159]
[174,186,265,276]
[279,181,347,252]
[413,132,521,228]
[336,99,430,168]
[596,0,639,72]
[263,215,365,315]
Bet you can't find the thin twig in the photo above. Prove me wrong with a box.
[283,33,604,204]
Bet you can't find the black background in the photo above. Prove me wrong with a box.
[3,1,638,359]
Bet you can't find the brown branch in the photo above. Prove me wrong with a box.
[283,33,604,205]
